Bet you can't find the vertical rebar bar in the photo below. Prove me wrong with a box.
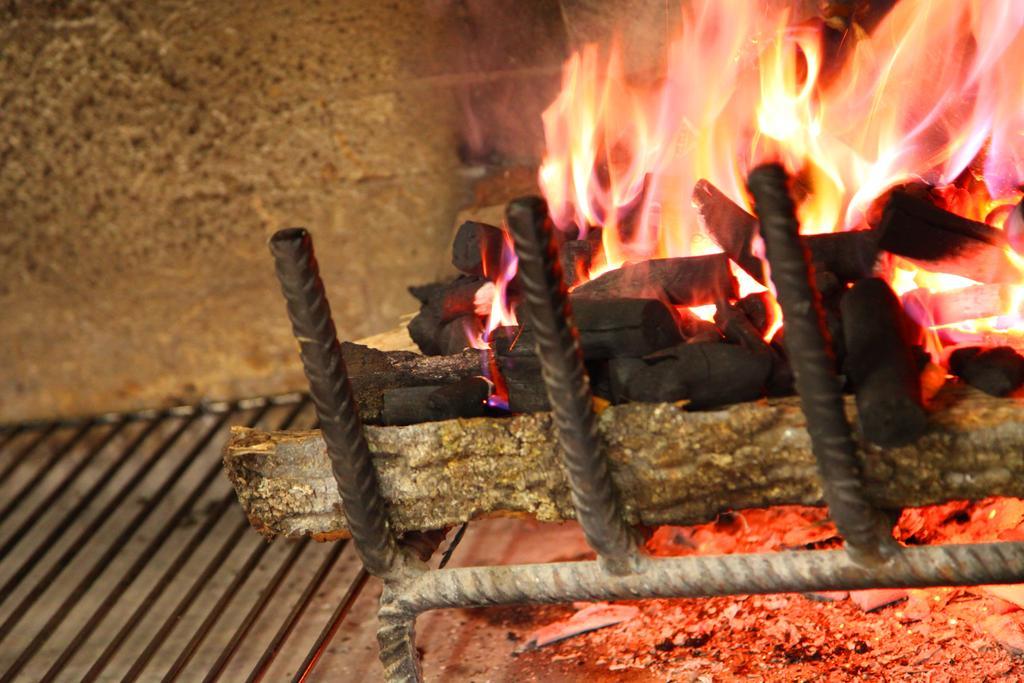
[269,227,405,579]
[505,197,637,574]
[747,163,894,564]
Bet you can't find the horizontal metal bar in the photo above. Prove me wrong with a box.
[377,541,1024,680]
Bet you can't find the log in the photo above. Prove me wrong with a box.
[841,278,927,447]
[571,253,737,306]
[878,191,1019,283]
[223,385,1024,541]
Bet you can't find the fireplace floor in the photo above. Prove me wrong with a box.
[5,399,1024,681]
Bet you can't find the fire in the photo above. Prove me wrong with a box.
[534,0,1024,356]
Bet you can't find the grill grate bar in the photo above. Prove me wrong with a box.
[0,408,251,680]
[202,537,312,682]
[0,417,130,564]
[121,516,254,682]
[291,567,370,683]
[159,528,274,681]
[1,396,372,681]
[0,414,196,610]
[34,400,300,682]
[0,420,97,526]
[73,491,237,682]
[0,426,24,453]
[244,540,348,683]
[0,424,58,487]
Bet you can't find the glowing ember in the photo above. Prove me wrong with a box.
[532,0,1024,358]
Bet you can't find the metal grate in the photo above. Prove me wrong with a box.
[0,395,369,681]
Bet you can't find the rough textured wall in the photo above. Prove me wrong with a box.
[0,0,566,422]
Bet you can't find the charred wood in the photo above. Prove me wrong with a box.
[877,191,1019,283]
[841,278,927,447]
[224,385,1024,540]
[503,297,684,361]
[902,285,1020,327]
[694,179,881,283]
[571,253,737,306]
[608,342,772,408]
[380,376,491,426]
[560,239,597,287]
[693,178,764,280]
[333,343,481,425]
[949,346,1024,397]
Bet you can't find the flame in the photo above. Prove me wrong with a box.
[535,0,1024,354]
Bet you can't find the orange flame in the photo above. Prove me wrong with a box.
[536,0,1024,354]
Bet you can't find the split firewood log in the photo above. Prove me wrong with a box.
[223,384,1024,541]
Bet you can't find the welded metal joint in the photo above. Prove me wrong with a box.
[747,164,896,565]
[269,227,409,579]
[505,197,639,575]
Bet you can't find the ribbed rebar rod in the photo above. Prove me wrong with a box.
[505,197,637,574]
[269,227,403,579]
[377,541,1024,680]
[747,163,893,565]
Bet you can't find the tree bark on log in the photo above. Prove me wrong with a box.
[223,385,1024,541]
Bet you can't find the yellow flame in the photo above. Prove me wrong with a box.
[536,0,1024,347]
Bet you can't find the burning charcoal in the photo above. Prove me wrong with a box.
[902,284,1020,327]
[694,179,881,283]
[684,319,723,344]
[715,301,771,353]
[572,253,737,306]
[804,231,880,283]
[407,280,447,305]
[1006,199,1024,254]
[767,337,796,396]
[813,270,842,298]
[502,296,684,360]
[559,239,596,287]
[408,275,488,355]
[438,275,487,321]
[693,178,765,281]
[877,190,1019,283]
[427,376,490,417]
[435,315,479,356]
[609,342,772,409]
[380,377,489,426]
[841,278,927,447]
[381,386,443,425]
[736,292,772,336]
[496,354,549,412]
[949,346,1024,397]
[407,305,444,356]
[451,220,505,277]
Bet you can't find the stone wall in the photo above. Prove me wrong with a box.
[0,0,566,421]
